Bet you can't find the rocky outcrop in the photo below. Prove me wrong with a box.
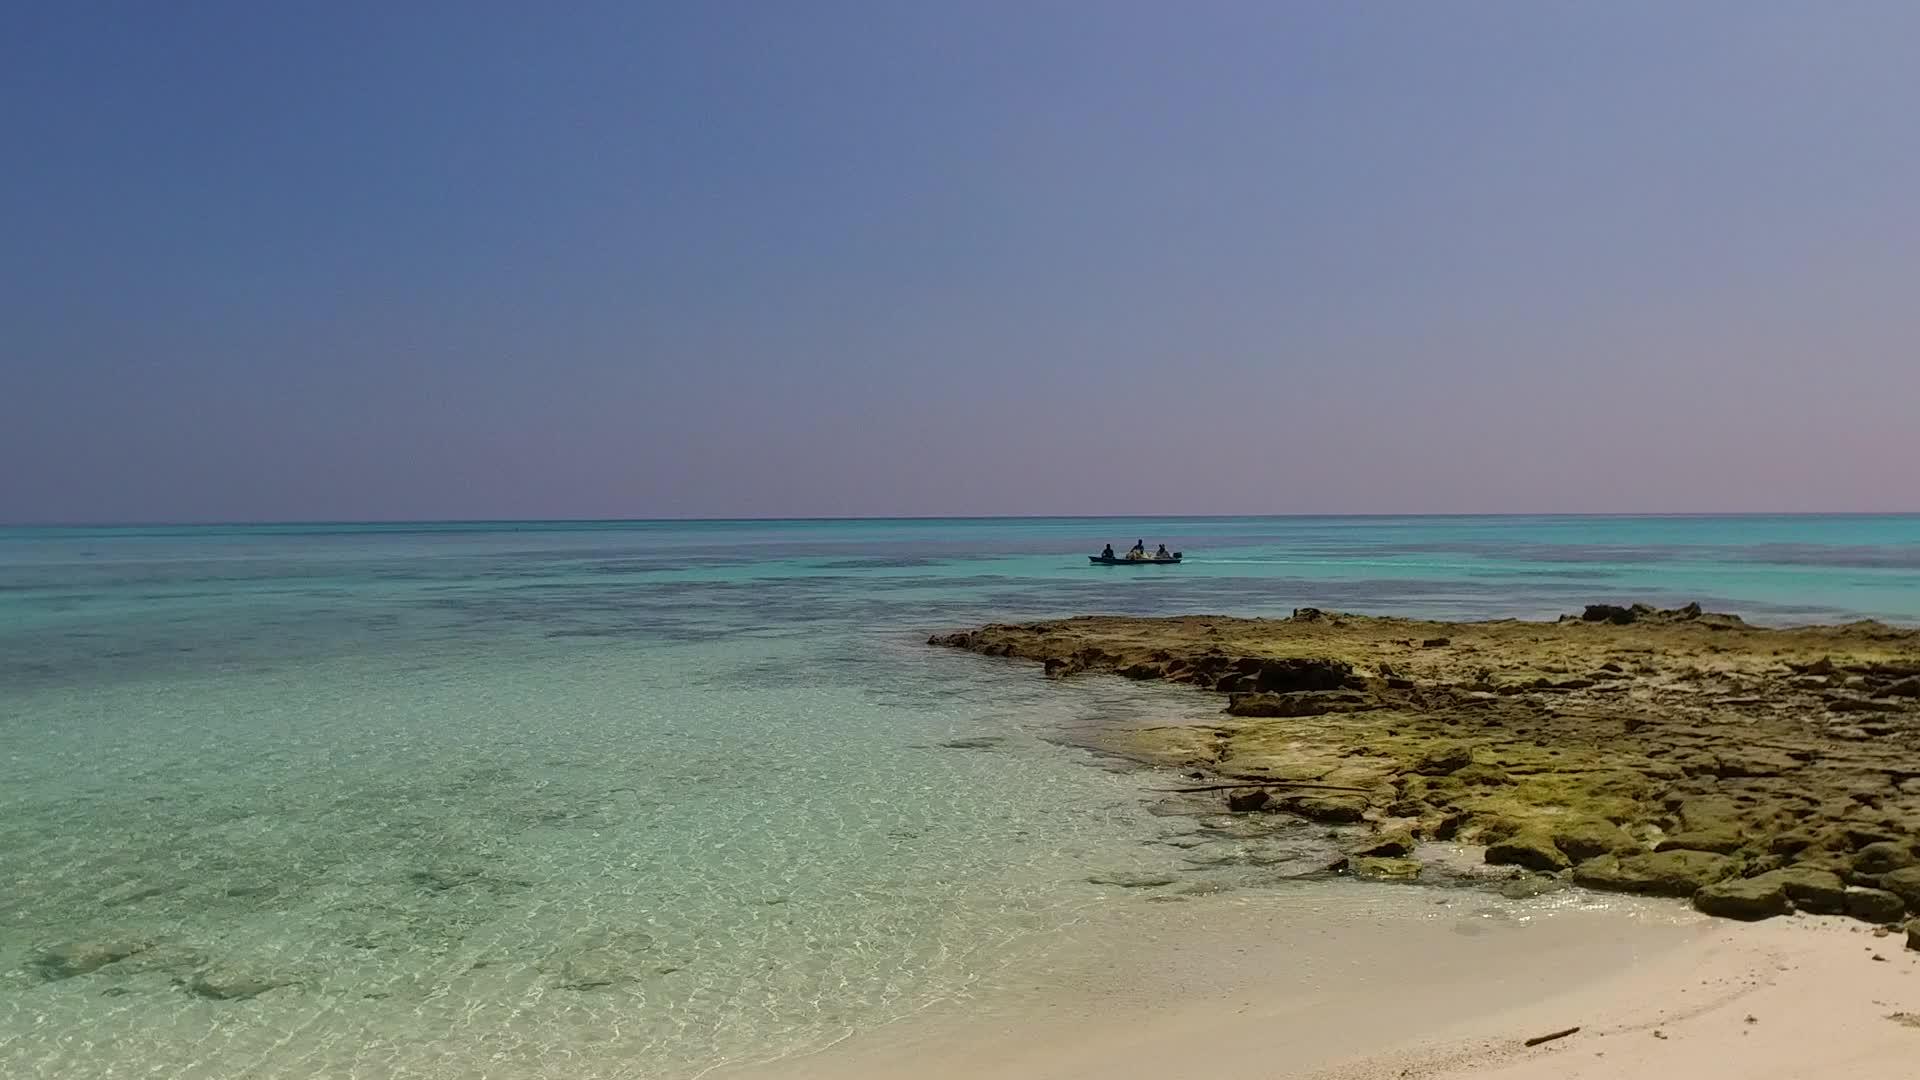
[1242,657,1358,693]
[1853,842,1917,876]
[1774,867,1848,915]
[1574,602,1732,626]
[1485,832,1570,873]
[933,607,1920,920]
[1684,867,1850,921]
[1694,874,1793,920]
[1349,856,1422,881]
[1655,830,1745,855]
[1879,866,1920,910]
[1551,820,1640,863]
[1581,604,1653,625]
[1225,789,1271,812]
[1351,827,1415,858]
[1572,851,1737,896]
[1278,793,1368,823]
[1225,691,1370,718]
[1846,886,1907,924]
[1413,743,1474,776]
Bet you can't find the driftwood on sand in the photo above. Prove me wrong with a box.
[1522,1025,1581,1047]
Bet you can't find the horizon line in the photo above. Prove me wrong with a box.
[3,510,1918,530]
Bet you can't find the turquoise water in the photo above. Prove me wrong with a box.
[2,515,1917,1077]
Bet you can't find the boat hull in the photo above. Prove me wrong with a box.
[1088,555,1182,565]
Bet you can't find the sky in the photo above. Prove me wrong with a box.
[3,2,1917,522]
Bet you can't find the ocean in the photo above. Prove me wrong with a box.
[3,515,1917,1077]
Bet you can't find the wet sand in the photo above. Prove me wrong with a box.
[728,885,1920,1080]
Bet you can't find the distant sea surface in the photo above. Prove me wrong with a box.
[3,515,1916,1077]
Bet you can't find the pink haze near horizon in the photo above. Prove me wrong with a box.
[2,2,1916,522]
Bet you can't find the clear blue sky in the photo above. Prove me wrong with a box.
[4,2,1916,522]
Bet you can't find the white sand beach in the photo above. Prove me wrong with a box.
[731,884,1919,1080]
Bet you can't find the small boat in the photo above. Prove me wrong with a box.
[1089,552,1182,565]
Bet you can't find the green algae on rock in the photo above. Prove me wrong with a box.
[1572,851,1737,897]
[1351,827,1417,858]
[1694,872,1795,920]
[1485,831,1570,873]
[1349,856,1423,881]
[932,606,1920,921]
[1846,886,1908,924]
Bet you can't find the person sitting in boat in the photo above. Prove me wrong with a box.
[1101,543,1115,559]
[1130,539,1146,556]
[1155,544,1170,559]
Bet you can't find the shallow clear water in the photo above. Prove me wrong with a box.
[2,515,1916,1077]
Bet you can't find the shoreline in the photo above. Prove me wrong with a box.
[728,884,1920,1080]
[932,605,1920,925]
[709,601,1920,1079]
